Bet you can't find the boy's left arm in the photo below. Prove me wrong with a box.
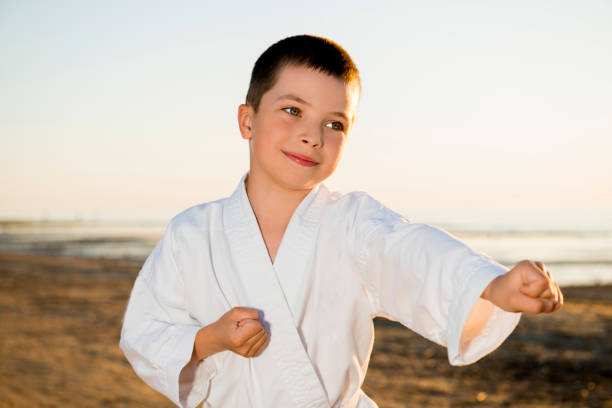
[459,260,563,360]
[481,260,563,313]
[348,196,564,367]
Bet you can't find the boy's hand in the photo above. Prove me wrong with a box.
[215,307,270,358]
[192,307,269,362]
[481,260,563,314]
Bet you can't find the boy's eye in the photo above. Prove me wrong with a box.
[283,107,301,116]
[326,121,344,131]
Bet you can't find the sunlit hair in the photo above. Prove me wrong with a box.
[245,34,361,112]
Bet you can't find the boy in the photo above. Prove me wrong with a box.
[120,35,563,408]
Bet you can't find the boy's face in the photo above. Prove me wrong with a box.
[238,64,359,193]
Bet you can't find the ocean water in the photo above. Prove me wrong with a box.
[1,206,610,286]
[403,205,612,287]
[0,219,165,262]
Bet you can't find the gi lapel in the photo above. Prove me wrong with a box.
[271,182,328,322]
[222,175,330,408]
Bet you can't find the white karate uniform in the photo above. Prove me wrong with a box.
[119,175,521,408]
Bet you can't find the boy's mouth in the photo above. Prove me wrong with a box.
[283,151,319,167]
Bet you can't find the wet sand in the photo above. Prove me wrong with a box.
[0,251,610,407]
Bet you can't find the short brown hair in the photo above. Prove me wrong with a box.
[245,34,360,112]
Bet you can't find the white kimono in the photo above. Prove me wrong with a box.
[120,175,520,408]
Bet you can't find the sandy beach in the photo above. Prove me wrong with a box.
[0,251,610,407]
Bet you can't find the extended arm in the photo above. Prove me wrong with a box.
[350,196,523,365]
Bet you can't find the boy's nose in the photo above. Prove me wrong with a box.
[299,124,323,148]
[301,137,320,148]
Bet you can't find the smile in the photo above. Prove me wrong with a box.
[282,151,319,167]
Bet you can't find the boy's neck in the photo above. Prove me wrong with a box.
[244,172,314,263]
[244,173,312,226]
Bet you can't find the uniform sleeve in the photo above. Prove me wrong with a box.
[119,221,218,407]
[350,196,521,366]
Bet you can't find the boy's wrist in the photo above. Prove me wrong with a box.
[480,276,497,301]
[193,322,226,362]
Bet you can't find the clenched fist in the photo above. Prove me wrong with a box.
[482,260,563,314]
[191,307,270,363]
[214,307,269,357]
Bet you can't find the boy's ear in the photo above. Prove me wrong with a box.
[238,104,254,140]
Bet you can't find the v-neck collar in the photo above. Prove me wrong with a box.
[223,173,325,267]
[219,173,331,406]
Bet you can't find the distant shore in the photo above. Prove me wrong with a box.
[0,251,610,407]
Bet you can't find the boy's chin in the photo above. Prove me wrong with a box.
[282,179,322,192]
[248,166,332,192]
[274,174,326,192]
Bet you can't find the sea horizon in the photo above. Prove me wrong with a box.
[1,204,610,287]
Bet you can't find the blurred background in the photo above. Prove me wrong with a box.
[1,1,610,407]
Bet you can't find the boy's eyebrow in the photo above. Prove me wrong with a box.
[276,94,311,106]
[276,93,350,122]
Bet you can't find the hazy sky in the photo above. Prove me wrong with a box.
[2,1,611,219]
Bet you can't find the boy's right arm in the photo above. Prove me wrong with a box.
[120,221,269,408]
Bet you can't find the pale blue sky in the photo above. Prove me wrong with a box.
[2,1,611,219]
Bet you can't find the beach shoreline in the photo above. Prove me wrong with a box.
[0,251,610,407]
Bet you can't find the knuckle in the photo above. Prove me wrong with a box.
[535,274,548,284]
[533,302,544,314]
[539,301,550,313]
